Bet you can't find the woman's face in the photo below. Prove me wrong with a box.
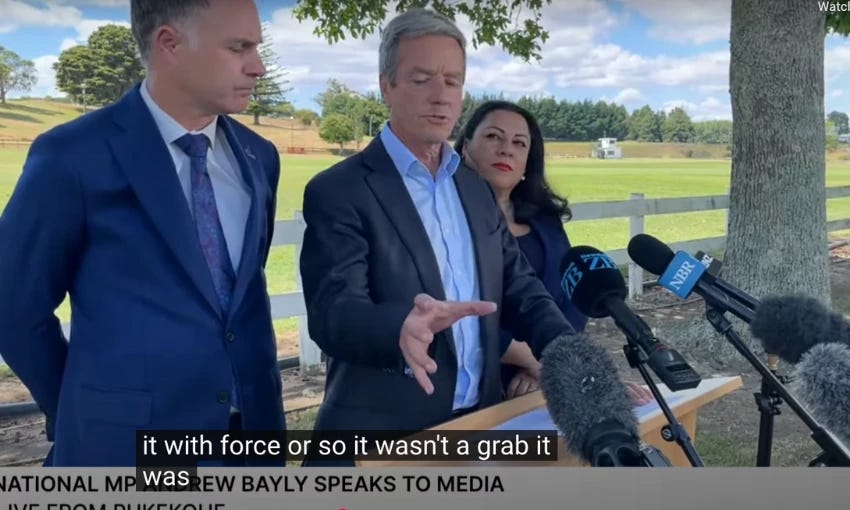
[462,109,531,194]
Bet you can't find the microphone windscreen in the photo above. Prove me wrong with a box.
[791,342,850,447]
[627,233,675,276]
[540,333,638,463]
[750,294,850,363]
[560,246,626,318]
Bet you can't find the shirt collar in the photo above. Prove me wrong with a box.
[379,122,460,179]
[139,78,219,150]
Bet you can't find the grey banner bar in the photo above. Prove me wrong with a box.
[0,467,846,510]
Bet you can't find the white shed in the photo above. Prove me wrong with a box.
[591,137,623,159]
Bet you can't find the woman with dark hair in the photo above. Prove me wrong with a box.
[455,100,652,405]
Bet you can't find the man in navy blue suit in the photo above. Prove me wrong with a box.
[0,0,283,466]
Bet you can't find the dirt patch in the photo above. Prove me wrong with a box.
[0,379,32,403]
[276,330,299,360]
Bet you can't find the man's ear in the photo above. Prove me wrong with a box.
[379,75,391,108]
[153,24,184,64]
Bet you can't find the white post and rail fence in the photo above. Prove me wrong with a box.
[3,187,850,416]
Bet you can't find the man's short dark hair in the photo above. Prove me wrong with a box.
[131,0,211,64]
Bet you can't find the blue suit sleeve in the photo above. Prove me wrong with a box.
[0,133,85,440]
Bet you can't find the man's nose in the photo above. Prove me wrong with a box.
[427,80,449,103]
[246,49,266,77]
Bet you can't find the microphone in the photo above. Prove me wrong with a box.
[750,293,850,447]
[629,236,850,465]
[790,343,850,449]
[560,245,701,391]
[627,233,757,323]
[695,250,723,276]
[750,293,850,364]
[539,333,671,467]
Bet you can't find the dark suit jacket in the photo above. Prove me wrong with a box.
[498,212,590,394]
[0,84,283,466]
[499,212,589,356]
[299,136,575,435]
[528,213,590,332]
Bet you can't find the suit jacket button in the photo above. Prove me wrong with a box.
[226,332,235,343]
[217,392,230,404]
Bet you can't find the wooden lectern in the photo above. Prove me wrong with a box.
[357,376,742,467]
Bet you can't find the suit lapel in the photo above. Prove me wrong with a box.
[453,164,502,368]
[219,116,263,319]
[108,85,222,319]
[362,138,446,301]
[453,164,499,304]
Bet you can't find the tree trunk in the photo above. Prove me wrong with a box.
[659,0,828,363]
[726,0,828,303]
[253,112,260,125]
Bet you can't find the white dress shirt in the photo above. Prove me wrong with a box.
[138,79,251,273]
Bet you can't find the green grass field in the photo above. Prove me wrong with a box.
[5,147,850,334]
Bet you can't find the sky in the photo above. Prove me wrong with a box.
[1,0,850,121]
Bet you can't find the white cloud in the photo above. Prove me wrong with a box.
[0,0,83,31]
[548,46,728,92]
[264,0,624,99]
[260,0,733,112]
[826,44,850,83]
[0,0,127,44]
[833,89,845,98]
[60,38,79,51]
[663,96,731,121]
[613,87,645,105]
[265,8,379,94]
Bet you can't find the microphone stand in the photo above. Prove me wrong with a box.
[700,292,850,467]
[704,281,787,467]
[621,340,705,467]
[754,355,788,467]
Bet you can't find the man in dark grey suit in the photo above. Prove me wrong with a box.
[299,8,576,440]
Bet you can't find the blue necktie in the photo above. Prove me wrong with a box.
[175,133,240,412]
[175,133,236,313]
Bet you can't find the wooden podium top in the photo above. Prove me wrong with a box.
[356,375,743,467]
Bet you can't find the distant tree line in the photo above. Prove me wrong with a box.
[453,92,735,145]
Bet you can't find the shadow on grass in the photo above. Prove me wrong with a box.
[0,110,41,124]
[1,102,61,116]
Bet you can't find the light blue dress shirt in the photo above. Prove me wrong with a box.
[380,124,483,410]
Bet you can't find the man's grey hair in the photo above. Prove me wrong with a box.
[379,8,467,85]
[131,0,212,65]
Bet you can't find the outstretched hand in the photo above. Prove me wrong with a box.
[400,293,497,395]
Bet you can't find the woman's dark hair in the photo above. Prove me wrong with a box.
[454,100,572,223]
